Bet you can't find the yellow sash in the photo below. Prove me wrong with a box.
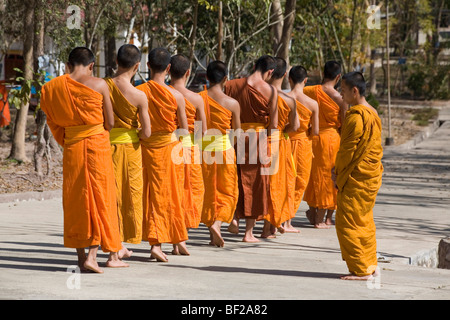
[141,131,177,148]
[202,134,232,152]
[64,123,105,145]
[288,130,308,141]
[241,122,266,132]
[181,133,196,148]
[110,128,140,145]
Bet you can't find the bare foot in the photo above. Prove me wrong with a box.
[150,245,168,262]
[106,258,129,268]
[340,268,379,280]
[242,235,260,243]
[314,223,330,229]
[277,226,285,234]
[176,241,190,256]
[284,226,301,233]
[325,217,335,226]
[210,224,225,247]
[118,246,133,260]
[227,220,239,234]
[84,259,103,274]
[260,233,276,239]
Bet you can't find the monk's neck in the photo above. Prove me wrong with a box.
[113,69,135,83]
[208,84,224,95]
[150,72,167,85]
[291,85,305,96]
[270,79,283,92]
[321,81,337,90]
[171,78,187,91]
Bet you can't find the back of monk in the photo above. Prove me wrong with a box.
[182,96,204,229]
[289,101,314,215]
[0,83,11,127]
[199,90,238,227]
[303,85,341,210]
[335,104,383,277]
[40,74,121,252]
[265,96,295,228]
[136,80,188,245]
[105,77,143,244]
[224,78,270,220]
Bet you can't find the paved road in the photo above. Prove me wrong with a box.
[0,106,449,303]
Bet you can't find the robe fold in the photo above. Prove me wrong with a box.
[335,104,383,277]
[181,96,204,229]
[40,74,121,252]
[105,77,143,244]
[289,101,313,215]
[137,80,187,245]
[303,85,341,210]
[224,78,270,220]
[199,90,238,227]
[265,96,295,228]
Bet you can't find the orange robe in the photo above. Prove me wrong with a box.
[289,101,313,215]
[181,96,204,229]
[105,77,143,244]
[40,74,121,252]
[199,90,238,227]
[0,83,11,127]
[136,80,187,245]
[265,96,295,228]
[224,78,271,220]
[303,85,341,210]
[335,104,383,276]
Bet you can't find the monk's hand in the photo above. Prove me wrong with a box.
[331,167,338,190]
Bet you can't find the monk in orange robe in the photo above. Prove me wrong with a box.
[0,83,11,128]
[332,72,383,280]
[224,55,278,243]
[199,60,240,247]
[105,44,151,259]
[40,47,128,273]
[286,66,319,230]
[303,61,348,229]
[169,54,207,235]
[137,47,189,262]
[263,57,299,237]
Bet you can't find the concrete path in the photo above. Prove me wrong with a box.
[1,106,450,301]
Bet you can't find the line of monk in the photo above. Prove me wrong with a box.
[40,45,383,280]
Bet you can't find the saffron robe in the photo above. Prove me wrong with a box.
[265,96,295,227]
[224,78,271,220]
[137,80,188,245]
[40,74,121,252]
[182,96,204,229]
[0,83,11,127]
[335,104,383,277]
[303,85,341,210]
[105,77,143,244]
[199,90,238,227]
[289,101,314,215]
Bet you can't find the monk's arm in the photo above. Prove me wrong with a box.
[138,93,151,139]
[311,102,320,136]
[99,82,114,131]
[176,94,189,131]
[194,96,208,135]
[267,85,278,131]
[334,112,363,187]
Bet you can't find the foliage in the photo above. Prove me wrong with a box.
[7,68,48,111]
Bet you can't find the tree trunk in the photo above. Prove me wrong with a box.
[270,0,283,55]
[216,1,223,61]
[9,0,34,163]
[277,0,296,89]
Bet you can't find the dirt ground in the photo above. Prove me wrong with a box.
[0,101,445,195]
